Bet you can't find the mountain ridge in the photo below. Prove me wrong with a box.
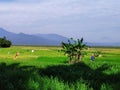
[0,28,68,45]
[0,28,120,46]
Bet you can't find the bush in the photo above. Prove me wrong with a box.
[0,63,40,90]
[0,37,12,48]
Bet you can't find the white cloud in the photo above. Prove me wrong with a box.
[0,0,120,42]
[0,0,120,21]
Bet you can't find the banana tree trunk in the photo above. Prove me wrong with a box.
[69,56,71,64]
[69,55,74,64]
[77,51,81,62]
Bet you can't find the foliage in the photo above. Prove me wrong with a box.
[0,63,40,90]
[0,36,12,48]
[61,38,87,64]
[93,50,103,57]
[61,38,76,64]
[0,46,120,90]
[0,62,119,90]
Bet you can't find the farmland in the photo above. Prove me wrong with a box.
[0,46,120,90]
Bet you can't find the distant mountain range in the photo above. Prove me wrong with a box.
[0,28,120,46]
[0,28,68,45]
[86,42,120,47]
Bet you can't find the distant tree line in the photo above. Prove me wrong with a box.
[0,37,12,48]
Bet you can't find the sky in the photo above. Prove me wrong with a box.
[0,0,120,43]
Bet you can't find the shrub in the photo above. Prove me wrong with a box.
[0,37,12,48]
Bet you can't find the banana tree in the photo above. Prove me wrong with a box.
[61,38,87,64]
[74,38,87,62]
[61,40,76,64]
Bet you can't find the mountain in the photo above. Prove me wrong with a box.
[0,28,120,46]
[0,28,68,45]
[35,34,68,43]
[87,42,120,47]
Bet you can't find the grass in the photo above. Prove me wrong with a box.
[0,46,66,66]
[0,46,120,90]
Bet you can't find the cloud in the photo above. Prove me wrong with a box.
[0,0,44,3]
[0,0,15,2]
[0,0,86,28]
[0,0,120,19]
[0,0,120,42]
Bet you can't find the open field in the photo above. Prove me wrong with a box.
[0,46,120,90]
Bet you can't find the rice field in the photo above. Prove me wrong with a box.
[0,46,120,90]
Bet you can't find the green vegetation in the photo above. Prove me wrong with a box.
[0,36,12,48]
[0,46,120,90]
[61,38,87,64]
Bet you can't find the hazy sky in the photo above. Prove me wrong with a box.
[0,0,120,43]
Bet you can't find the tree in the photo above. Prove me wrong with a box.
[0,37,12,48]
[61,39,76,64]
[61,38,87,64]
[74,38,87,62]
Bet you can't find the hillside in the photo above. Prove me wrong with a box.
[0,28,120,46]
[0,28,68,45]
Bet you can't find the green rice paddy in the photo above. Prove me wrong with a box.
[0,46,120,90]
